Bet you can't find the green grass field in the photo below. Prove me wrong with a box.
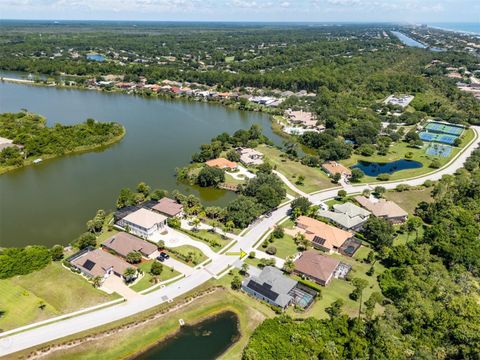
[256,144,332,194]
[130,261,182,292]
[169,245,208,265]
[0,262,118,331]
[384,188,433,214]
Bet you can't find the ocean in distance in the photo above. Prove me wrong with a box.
[428,22,480,35]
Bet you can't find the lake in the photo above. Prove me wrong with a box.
[133,311,240,360]
[0,80,282,248]
[352,159,423,177]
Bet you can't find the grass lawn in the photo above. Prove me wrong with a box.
[0,262,118,331]
[393,225,425,246]
[268,233,299,260]
[95,227,118,247]
[169,245,208,265]
[256,144,332,194]
[130,261,182,292]
[341,128,475,182]
[180,228,227,252]
[20,286,270,360]
[384,188,433,215]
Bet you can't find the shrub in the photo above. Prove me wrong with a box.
[376,173,390,181]
[150,262,163,276]
[429,159,441,169]
[272,226,285,239]
[249,251,256,259]
[266,246,277,255]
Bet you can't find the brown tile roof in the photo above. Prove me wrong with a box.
[205,157,238,169]
[296,216,353,251]
[152,197,183,217]
[354,196,408,219]
[294,250,340,284]
[70,248,133,278]
[102,232,157,258]
[321,161,352,176]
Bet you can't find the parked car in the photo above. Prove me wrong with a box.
[159,252,170,259]
[156,255,165,262]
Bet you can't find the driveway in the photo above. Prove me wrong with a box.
[163,258,195,276]
[101,275,139,300]
[227,165,256,180]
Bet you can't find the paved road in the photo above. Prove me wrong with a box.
[0,126,478,356]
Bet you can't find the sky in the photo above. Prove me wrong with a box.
[0,0,478,23]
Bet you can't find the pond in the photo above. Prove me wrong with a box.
[352,159,423,177]
[133,311,240,360]
[86,54,105,62]
[0,79,283,248]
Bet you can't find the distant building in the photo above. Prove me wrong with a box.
[117,208,167,238]
[152,197,184,218]
[294,250,340,286]
[236,147,264,166]
[321,161,352,178]
[354,196,408,224]
[205,157,238,170]
[102,232,159,260]
[384,94,414,108]
[69,248,135,283]
[284,109,317,128]
[317,202,371,231]
[0,136,22,152]
[242,266,298,309]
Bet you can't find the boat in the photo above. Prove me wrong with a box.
[33,158,43,164]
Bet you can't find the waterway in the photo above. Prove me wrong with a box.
[391,31,427,49]
[0,80,282,248]
[133,311,240,360]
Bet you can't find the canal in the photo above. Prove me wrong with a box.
[133,312,240,360]
[0,81,282,248]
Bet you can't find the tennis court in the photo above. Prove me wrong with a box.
[425,122,464,136]
[419,132,458,145]
[425,144,452,157]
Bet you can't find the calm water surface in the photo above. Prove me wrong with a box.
[391,31,427,48]
[0,81,282,247]
[352,159,423,177]
[133,312,240,360]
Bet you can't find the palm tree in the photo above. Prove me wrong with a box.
[92,276,103,288]
[192,217,201,231]
[283,257,295,274]
[123,267,137,282]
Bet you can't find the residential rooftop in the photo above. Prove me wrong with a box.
[122,208,167,229]
[102,232,158,258]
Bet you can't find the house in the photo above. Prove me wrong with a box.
[294,250,340,286]
[102,232,159,260]
[117,208,167,238]
[384,95,414,108]
[317,202,371,231]
[284,109,317,128]
[321,161,352,178]
[0,136,22,152]
[242,266,297,309]
[236,147,264,166]
[152,197,184,217]
[205,157,238,170]
[70,248,135,283]
[354,196,408,224]
[294,216,355,253]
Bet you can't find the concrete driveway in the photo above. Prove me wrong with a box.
[101,275,140,300]
[227,165,256,180]
[163,258,195,276]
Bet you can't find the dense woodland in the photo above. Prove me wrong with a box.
[243,147,480,359]
[1,23,479,128]
[0,112,124,167]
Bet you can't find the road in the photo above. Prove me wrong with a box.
[0,126,478,356]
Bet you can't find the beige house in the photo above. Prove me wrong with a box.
[284,109,317,128]
[102,232,159,260]
[321,161,352,178]
[70,248,135,283]
[354,196,408,224]
[152,197,184,217]
[237,147,264,166]
[118,208,167,239]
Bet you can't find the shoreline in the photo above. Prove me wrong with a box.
[0,124,126,176]
[427,25,480,36]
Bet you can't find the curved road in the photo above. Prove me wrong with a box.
[0,126,478,356]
